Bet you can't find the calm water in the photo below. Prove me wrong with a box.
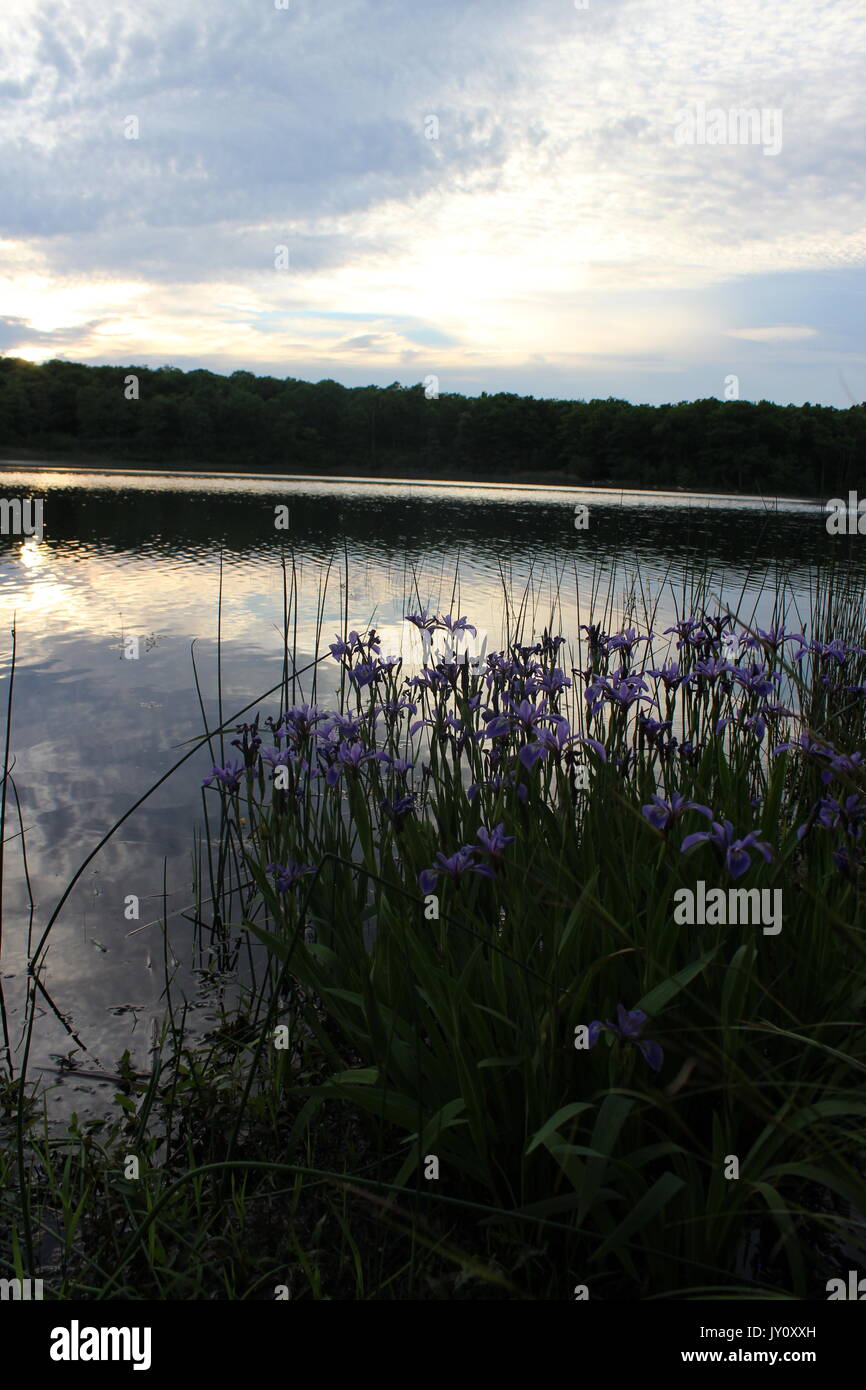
[0,465,860,1114]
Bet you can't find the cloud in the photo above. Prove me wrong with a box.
[0,0,863,402]
[724,326,819,342]
[0,0,519,257]
[338,333,385,351]
[0,314,106,350]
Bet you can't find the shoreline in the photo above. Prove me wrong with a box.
[0,456,824,508]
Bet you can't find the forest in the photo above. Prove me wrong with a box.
[1,354,863,496]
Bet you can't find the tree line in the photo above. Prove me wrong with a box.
[1,355,862,496]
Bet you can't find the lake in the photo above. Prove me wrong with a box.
[0,464,860,1116]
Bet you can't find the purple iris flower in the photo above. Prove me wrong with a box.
[732,664,780,699]
[575,734,608,761]
[516,742,547,771]
[481,712,512,739]
[820,750,865,785]
[266,860,316,893]
[691,657,734,685]
[539,629,567,656]
[323,741,389,786]
[328,630,373,662]
[641,793,713,832]
[795,638,866,666]
[822,639,866,663]
[586,1004,663,1072]
[386,755,415,776]
[773,731,835,759]
[203,760,245,792]
[349,659,395,689]
[740,625,804,655]
[579,623,608,656]
[525,667,572,697]
[321,711,367,742]
[231,716,262,767]
[406,668,450,693]
[509,697,564,733]
[517,719,583,769]
[701,613,736,641]
[483,697,564,740]
[281,704,329,741]
[440,613,477,638]
[339,741,389,771]
[409,715,437,737]
[446,713,475,751]
[418,847,495,895]
[638,715,674,744]
[741,703,792,741]
[602,627,652,657]
[265,713,285,740]
[680,819,774,879]
[646,660,689,691]
[584,669,656,717]
[804,793,866,839]
[677,740,703,763]
[614,749,638,779]
[380,793,416,829]
[518,723,607,769]
[404,608,440,633]
[664,618,705,649]
[376,696,418,719]
[474,823,516,861]
[261,745,292,769]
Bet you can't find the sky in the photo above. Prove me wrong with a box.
[0,0,864,406]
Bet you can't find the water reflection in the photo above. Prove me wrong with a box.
[0,467,861,1114]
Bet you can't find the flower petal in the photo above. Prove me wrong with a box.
[637,1039,664,1072]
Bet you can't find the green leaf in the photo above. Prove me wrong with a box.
[762,1162,866,1220]
[526,1103,594,1156]
[592,1171,685,1261]
[752,1181,805,1294]
[579,1095,634,1222]
[636,947,719,1015]
[721,942,756,1029]
[330,1067,380,1086]
[394,1098,469,1186]
[555,874,600,960]
[240,918,290,961]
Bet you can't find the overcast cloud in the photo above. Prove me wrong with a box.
[0,0,864,403]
